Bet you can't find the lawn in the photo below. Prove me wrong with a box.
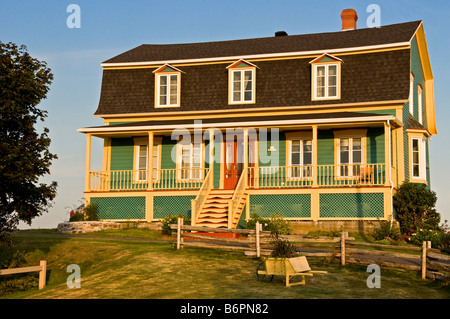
[1,229,449,299]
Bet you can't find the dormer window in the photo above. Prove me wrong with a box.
[310,54,343,101]
[153,64,183,108]
[227,59,258,104]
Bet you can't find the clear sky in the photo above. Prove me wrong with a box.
[1,0,449,229]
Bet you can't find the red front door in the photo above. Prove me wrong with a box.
[224,139,242,189]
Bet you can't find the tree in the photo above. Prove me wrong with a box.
[393,182,440,235]
[0,42,57,241]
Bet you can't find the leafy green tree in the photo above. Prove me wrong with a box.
[0,42,57,241]
[393,182,440,235]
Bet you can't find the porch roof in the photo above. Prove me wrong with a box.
[78,112,401,135]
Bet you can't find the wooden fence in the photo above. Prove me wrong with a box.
[171,219,450,282]
[0,260,47,290]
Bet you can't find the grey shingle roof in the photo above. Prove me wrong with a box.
[103,21,421,64]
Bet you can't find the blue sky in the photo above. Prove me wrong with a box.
[1,0,449,228]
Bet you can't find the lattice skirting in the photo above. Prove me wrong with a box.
[249,194,311,218]
[319,193,384,218]
[153,195,196,219]
[90,197,146,220]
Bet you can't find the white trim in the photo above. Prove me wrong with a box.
[152,63,185,74]
[100,42,411,68]
[155,72,180,108]
[309,53,344,64]
[229,68,256,104]
[78,115,401,133]
[410,136,426,180]
[312,63,340,100]
[418,85,423,124]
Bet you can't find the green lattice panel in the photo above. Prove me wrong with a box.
[319,193,384,218]
[153,195,196,219]
[91,197,145,220]
[250,194,311,218]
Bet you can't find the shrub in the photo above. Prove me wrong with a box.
[393,182,440,235]
[161,214,191,236]
[83,203,99,221]
[371,219,401,242]
[244,213,292,236]
[270,238,297,258]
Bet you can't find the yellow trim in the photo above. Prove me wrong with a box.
[395,109,405,186]
[85,134,92,192]
[415,23,436,135]
[97,102,404,123]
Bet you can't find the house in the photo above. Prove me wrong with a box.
[78,9,436,229]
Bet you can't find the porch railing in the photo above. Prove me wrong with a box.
[248,163,385,189]
[89,168,209,192]
[228,166,248,228]
[192,168,214,225]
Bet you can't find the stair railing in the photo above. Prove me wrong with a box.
[228,166,248,228]
[191,168,214,226]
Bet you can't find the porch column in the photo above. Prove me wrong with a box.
[312,125,318,187]
[209,129,214,186]
[148,131,154,191]
[311,126,319,222]
[84,133,92,192]
[243,128,249,169]
[384,122,391,187]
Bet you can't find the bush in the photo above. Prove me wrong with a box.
[393,182,440,235]
[161,214,191,236]
[69,203,99,222]
[244,213,292,236]
[270,238,297,258]
[83,203,99,221]
[371,219,401,242]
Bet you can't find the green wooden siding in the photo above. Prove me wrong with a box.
[317,130,334,165]
[110,138,134,171]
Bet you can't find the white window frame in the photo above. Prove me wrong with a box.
[177,141,203,181]
[409,72,414,115]
[312,63,340,100]
[134,138,161,182]
[229,68,256,104]
[410,136,426,180]
[155,72,180,108]
[287,138,313,179]
[336,135,365,178]
[418,85,423,124]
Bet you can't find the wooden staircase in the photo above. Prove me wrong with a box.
[195,189,247,228]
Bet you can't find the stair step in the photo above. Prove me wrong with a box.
[203,202,229,208]
[199,212,228,218]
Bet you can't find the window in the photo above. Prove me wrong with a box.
[288,139,313,178]
[178,142,203,181]
[227,59,257,104]
[411,137,426,180]
[156,73,180,107]
[134,138,161,182]
[230,69,254,103]
[310,54,342,101]
[153,64,183,108]
[418,85,423,124]
[409,72,414,114]
[314,64,338,99]
[337,137,363,177]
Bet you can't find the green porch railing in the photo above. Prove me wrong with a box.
[248,163,385,189]
[89,168,209,192]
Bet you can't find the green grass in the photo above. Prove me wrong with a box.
[1,231,449,299]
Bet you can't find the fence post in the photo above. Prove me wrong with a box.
[180,218,184,249]
[39,260,46,290]
[177,218,181,250]
[340,231,346,266]
[256,221,260,258]
[422,241,427,279]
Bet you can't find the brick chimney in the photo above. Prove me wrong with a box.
[341,9,358,31]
